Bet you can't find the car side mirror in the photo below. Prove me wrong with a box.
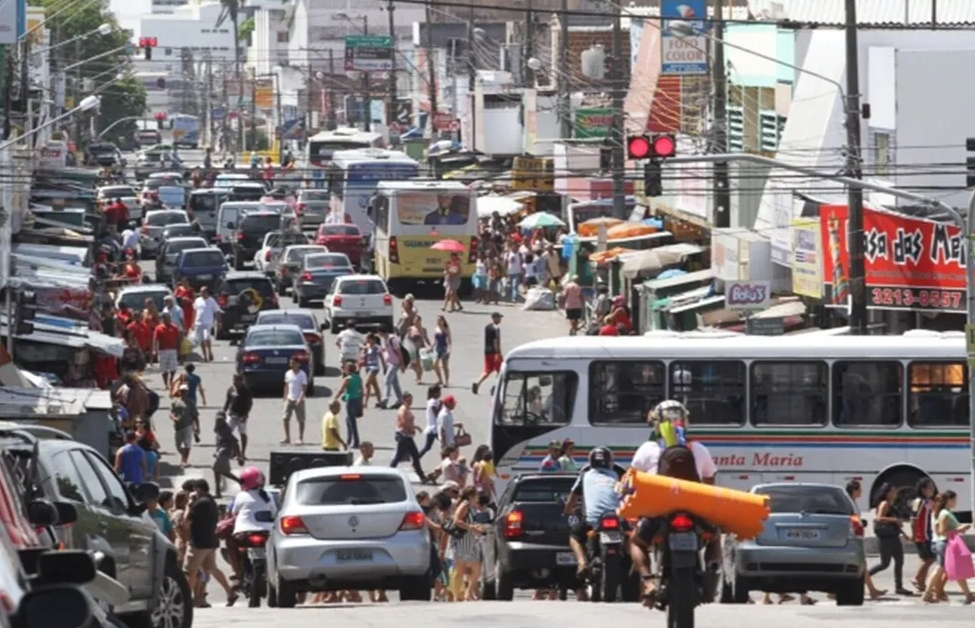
[54,501,78,525]
[13,585,92,628]
[133,481,160,504]
[27,499,58,527]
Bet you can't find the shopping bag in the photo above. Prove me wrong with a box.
[419,349,434,372]
[180,337,192,357]
[944,533,975,581]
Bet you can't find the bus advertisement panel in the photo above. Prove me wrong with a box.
[395,191,472,228]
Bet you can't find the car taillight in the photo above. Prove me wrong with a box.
[242,352,260,364]
[399,511,425,531]
[303,332,320,344]
[503,510,524,538]
[237,232,245,241]
[383,293,392,306]
[301,271,313,281]
[851,516,865,538]
[670,514,694,532]
[316,236,327,245]
[468,235,478,263]
[332,295,342,306]
[265,250,272,261]
[600,515,620,530]
[247,533,268,546]
[280,516,308,535]
[292,351,309,361]
[217,293,228,308]
[389,236,399,264]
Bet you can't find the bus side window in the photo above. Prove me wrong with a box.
[832,361,902,427]
[749,361,828,426]
[908,361,967,427]
[669,361,746,425]
[374,194,389,228]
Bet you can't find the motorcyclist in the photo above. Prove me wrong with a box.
[627,399,719,605]
[226,466,277,578]
[562,446,628,581]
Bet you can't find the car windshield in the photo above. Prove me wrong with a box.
[100,187,135,198]
[183,250,224,267]
[224,278,275,298]
[231,186,265,200]
[512,478,577,503]
[258,313,314,329]
[755,486,855,515]
[89,144,116,155]
[261,203,291,214]
[191,194,224,211]
[300,190,329,201]
[168,239,207,255]
[321,225,361,237]
[147,211,188,226]
[306,254,350,269]
[294,476,407,505]
[119,290,167,312]
[246,329,304,347]
[286,247,322,262]
[163,225,195,238]
[338,279,385,295]
[242,215,280,233]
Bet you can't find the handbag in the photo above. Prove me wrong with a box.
[419,349,434,372]
[944,533,975,581]
[873,519,900,539]
[215,516,235,540]
[454,426,473,448]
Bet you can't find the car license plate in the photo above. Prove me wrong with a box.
[556,552,576,565]
[198,274,212,280]
[783,528,821,541]
[600,531,622,544]
[265,357,288,365]
[242,314,256,322]
[668,532,698,552]
[336,550,373,563]
[247,548,265,559]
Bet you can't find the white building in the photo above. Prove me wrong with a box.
[119,2,237,61]
[247,7,291,75]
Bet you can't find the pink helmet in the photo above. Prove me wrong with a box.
[239,466,265,492]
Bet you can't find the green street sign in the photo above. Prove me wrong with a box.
[344,36,393,73]
[344,35,392,48]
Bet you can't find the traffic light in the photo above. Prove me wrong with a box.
[155,111,165,129]
[644,160,663,197]
[14,290,37,336]
[966,138,975,188]
[156,77,166,89]
[599,146,611,171]
[139,37,157,60]
[626,134,677,160]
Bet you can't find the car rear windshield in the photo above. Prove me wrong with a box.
[190,194,225,212]
[259,313,314,329]
[286,247,323,262]
[307,254,350,269]
[755,486,855,515]
[299,190,329,201]
[269,233,306,248]
[241,214,280,232]
[119,290,168,312]
[183,250,224,267]
[231,186,265,201]
[322,225,360,237]
[294,476,407,505]
[513,478,577,503]
[246,329,304,347]
[100,187,135,198]
[338,279,385,295]
[224,278,275,298]
[164,225,194,238]
[168,240,207,254]
[147,212,188,226]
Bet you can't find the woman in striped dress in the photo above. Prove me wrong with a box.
[449,486,486,601]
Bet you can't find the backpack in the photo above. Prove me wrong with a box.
[657,442,700,483]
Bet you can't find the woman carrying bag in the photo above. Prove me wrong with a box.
[925,490,975,604]
[868,482,913,596]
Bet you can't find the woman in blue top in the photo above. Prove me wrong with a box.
[432,316,452,388]
[333,360,364,449]
[361,333,385,408]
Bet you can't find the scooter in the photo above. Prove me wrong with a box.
[238,531,270,608]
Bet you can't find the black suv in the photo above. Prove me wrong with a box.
[231,212,288,270]
[215,271,279,338]
[0,425,193,628]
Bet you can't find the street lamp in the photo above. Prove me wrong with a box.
[0,95,100,152]
[31,23,114,56]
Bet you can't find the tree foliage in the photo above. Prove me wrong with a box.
[238,17,255,42]
[27,0,147,138]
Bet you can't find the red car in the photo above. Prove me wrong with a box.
[315,223,364,266]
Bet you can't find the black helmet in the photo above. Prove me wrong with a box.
[588,446,612,469]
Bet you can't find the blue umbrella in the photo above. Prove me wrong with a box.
[655,269,687,280]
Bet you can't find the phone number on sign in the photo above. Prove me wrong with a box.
[870,287,963,310]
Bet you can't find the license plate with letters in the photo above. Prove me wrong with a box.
[265,357,288,365]
[668,532,698,552]
[336,550,373,563]
[556,552,576,565]
[198,274,212,280]
[246,548,265,559]
[600,531,622,544]
[783,528,821,541]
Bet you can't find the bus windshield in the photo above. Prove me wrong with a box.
[307,140,375,166]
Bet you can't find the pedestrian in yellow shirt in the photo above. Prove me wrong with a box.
[322,401,345,451]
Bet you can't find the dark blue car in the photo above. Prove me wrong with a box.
[236,324,315,393]
[174,247,229,291]
[291,252,353,307]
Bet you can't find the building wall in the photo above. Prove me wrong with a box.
[138,3,238,61]
[248,8,289,75]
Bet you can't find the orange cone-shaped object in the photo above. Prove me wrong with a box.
[617,469,771,540]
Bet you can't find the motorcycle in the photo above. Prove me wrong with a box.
[584,514,625,602]
[652,512,715,628]
[238,531,270,608]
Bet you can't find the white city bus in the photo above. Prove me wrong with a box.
[325,149,420,235]
[305,128,384,188]
[489,330,970,514]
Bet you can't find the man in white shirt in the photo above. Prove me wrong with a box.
[193,286,222,362]
[437,395,457,447]
[281,357,308,445]
[121,227,141,255]
[162,295,185,333]
[630,439,718,481]
[504,243,523,302]
[336,323,364,365]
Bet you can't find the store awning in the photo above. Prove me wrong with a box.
[642,268,713,292]
[667,295,725,314]
[0,315,124,357]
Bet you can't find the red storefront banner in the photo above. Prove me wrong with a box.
[819,205,967,312]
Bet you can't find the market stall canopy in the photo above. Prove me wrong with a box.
[477,195,523,218]
[607,223,657,239]
[621,243,704,278]
[578,217,623,237]
[519,212,564,229]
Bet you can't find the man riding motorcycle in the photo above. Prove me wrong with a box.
[226,466,277,578]
[563,447,628,581]
[627,400,720,604]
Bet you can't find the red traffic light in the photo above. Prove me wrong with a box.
[139,37,158,48]
[627,136,651,160]
[154,112,165,120]
[652,134,676,158]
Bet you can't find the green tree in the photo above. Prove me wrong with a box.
[238,17,255,42]
[28,0,147,139]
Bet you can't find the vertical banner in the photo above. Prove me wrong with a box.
[660,0,708,75]
[790,218,823,298]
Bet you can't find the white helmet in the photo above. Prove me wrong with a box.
[649,399,689,426]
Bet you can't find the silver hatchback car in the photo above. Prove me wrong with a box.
[267,466,432,606]
[723,483,866,606]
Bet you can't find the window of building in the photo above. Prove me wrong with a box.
[277,32,289,43]
[909,361,967,427]
[589,361,666,424]
[669,361,746,425]
[874,131,891,177]
[833,361,903,427]
[751,361,828,426]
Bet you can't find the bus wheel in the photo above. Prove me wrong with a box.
[873,468,925,517]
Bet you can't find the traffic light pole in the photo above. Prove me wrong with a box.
[4,288,11,357]
[610,7,626,220]
[711,0,730,229]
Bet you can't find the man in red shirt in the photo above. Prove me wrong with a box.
[598,323,619,336]
[153,311,181,387]
[127,316,152,355]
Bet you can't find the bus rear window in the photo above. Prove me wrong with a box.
[908,361,967,427]
[498,372,577,426]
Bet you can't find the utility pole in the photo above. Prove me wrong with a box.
[711,0,730,229]
[221,62,230,156]
[228,0,244,158]
[275,74,284,164]
[466,10,476,147]
[249,69,256,152]
[327,49,337,130]
[72,39,81,143]
[425,9,437,135]
[524,0,535,85]
[205,51,213,148]
[387,0,397,130]
[844,0,867,334]
[362,17,371,132]
[558,0,571,138]
[610,5,625,219]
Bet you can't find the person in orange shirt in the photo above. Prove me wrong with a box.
[127,316,153,355]
[142,298,160,329]
[153,311,181,387]
[174,279,196,329]
[121,250,142,283]
[117,305,133,330]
